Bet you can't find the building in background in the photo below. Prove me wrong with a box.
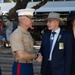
[0,0,75,20]
[0,0,75,41]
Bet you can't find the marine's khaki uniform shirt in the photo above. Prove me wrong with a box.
[10,26,34,61]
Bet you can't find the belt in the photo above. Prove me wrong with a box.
[15,60,32,63]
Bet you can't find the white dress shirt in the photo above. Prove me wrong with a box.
[49,28,60,60]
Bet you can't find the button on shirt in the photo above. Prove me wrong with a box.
[49,28,60,60]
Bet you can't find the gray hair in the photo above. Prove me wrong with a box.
[18,16,26,22]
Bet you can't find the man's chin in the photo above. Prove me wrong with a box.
[48,27,51,30]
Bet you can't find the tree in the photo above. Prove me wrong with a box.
[8,0,48,21]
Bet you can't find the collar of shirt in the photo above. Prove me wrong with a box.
[18,26,29,34]
[51,28,60,39]
[52,27,60,35]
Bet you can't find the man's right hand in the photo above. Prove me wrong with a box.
[36,53,43,62]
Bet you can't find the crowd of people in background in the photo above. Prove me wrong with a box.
[0,18,18,48]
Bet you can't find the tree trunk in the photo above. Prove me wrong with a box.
[8,0,48,21]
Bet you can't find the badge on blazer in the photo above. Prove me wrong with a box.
[59,42,64,50]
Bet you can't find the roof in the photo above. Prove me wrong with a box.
[27,1,75,12]
[0,1,75,13]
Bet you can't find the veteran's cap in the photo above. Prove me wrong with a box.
[16,8,35,19]
[47,13,61,21]
[46,12,63,25]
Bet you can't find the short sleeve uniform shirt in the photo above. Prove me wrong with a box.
[10,26,34,60]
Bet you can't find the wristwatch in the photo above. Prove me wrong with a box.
[35,53,39,59]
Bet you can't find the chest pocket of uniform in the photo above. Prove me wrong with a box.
[23,33,33,53]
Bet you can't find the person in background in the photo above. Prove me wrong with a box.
[12,20,18,32]
[5,18,13,45]
[1,25,6,47]
[67,10,75,75]
[10,8,37,75]
[0,21,2,47]
[36,13,73,75]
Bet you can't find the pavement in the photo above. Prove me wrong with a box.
[0,43,41,75]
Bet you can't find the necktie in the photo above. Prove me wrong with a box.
[51,32,56,37]
[49,31,56,60]
[50,32,56,49]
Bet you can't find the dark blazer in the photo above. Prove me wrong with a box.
[68,29,75,75]
[39,29,73,75]
[71,38,75,75]
[0,67,2,75]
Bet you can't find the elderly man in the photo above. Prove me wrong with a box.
[36,13,73,75]
[10,8,36,75]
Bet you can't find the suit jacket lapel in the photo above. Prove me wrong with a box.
[46,31,51,56]
[53,29,63,52]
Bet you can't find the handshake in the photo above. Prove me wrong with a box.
[35,53,43,62]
